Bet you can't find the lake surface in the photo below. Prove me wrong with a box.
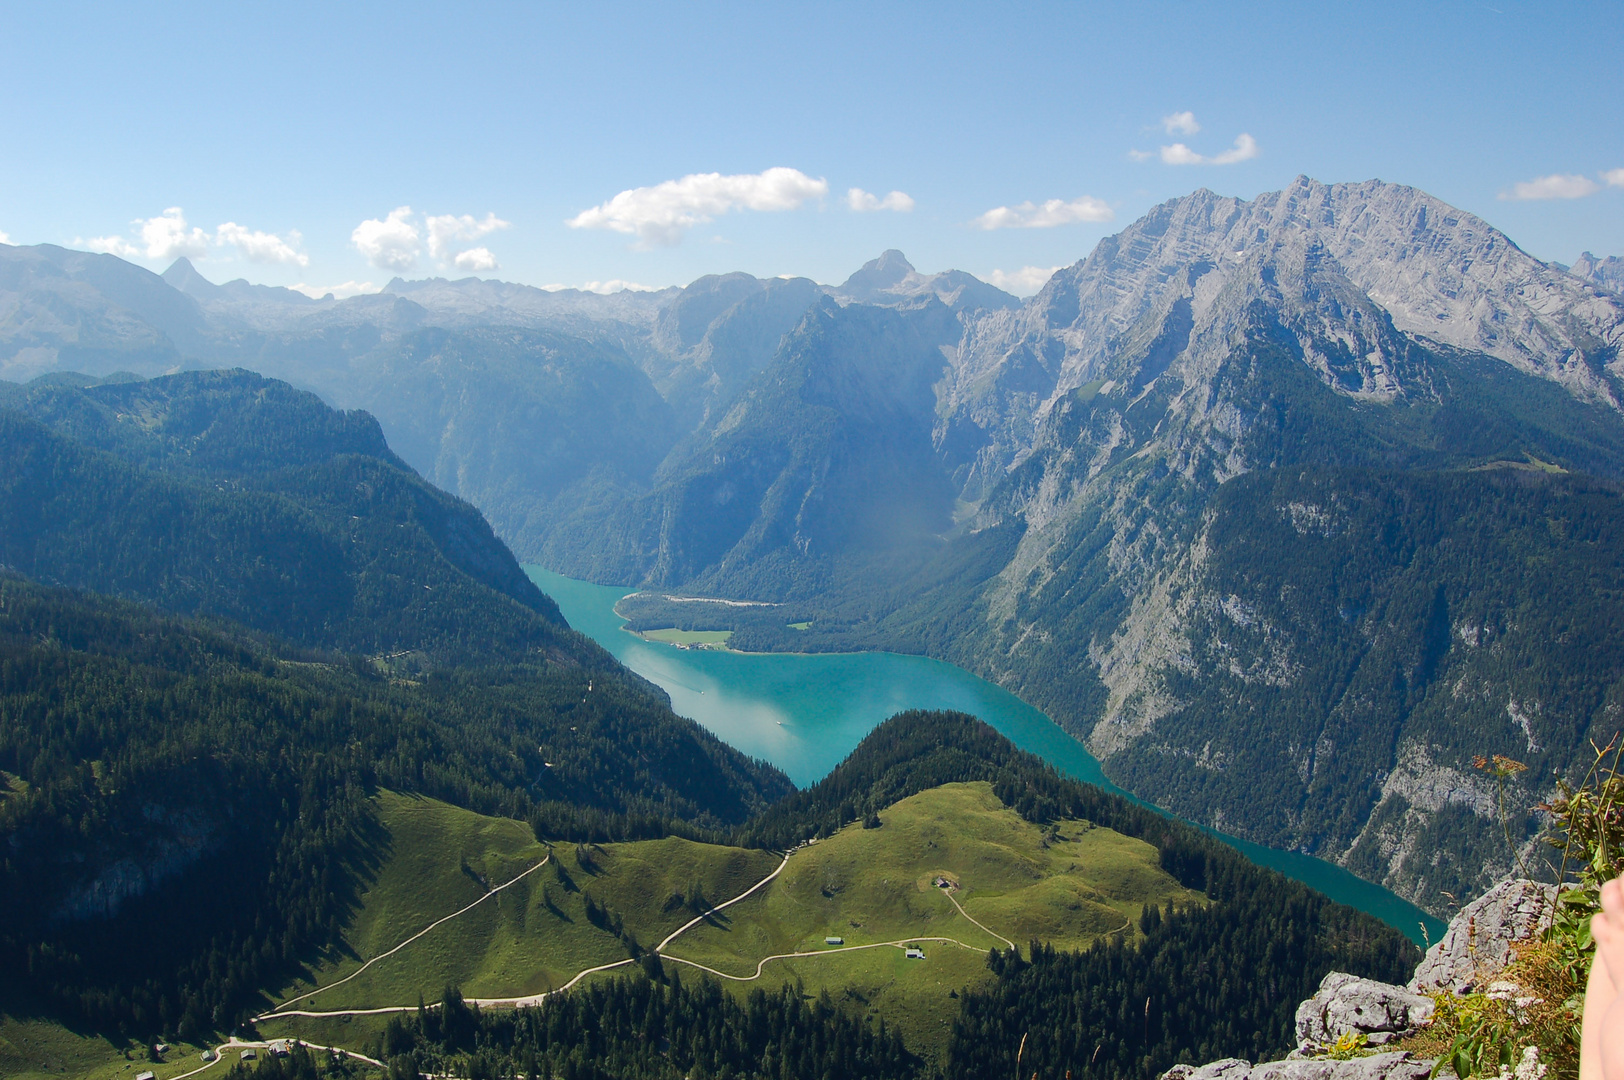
[527,566,1446,946]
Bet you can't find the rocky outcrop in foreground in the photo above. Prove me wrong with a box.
[1409,880,1557,994]
[1165,1051,1433,1080]
[1161,879,1557,1080]
[1296,974,1435,1050]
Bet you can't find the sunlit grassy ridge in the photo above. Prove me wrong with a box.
[264,783,1198,1064]
[668,782,1200,1056]
[270,791,780,1012]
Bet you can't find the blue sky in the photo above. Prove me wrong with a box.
[1,0,1620,296]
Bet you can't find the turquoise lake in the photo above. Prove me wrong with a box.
[527,566,1446,946]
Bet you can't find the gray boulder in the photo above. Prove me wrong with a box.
[1163,1060,1256,1080]
[1161,1053,1433,1080]
[1409,879,1558,993]
[1295,973,1436,1051]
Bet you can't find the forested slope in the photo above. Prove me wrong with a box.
[0,370,566,663]
[0,575,789,1037]
[0,370,793,1040]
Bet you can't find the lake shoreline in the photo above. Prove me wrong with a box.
[529,564,1446,946]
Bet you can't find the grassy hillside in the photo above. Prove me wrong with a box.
[256,782,1194,1064]
[0,576,790,1043]
[270,791,781,1013]
[670,782,1198,1057]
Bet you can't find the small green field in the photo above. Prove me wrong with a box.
[635,627,734,647]
[787,621,813,631]
[0,1016,214,1080]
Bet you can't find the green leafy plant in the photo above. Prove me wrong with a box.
[1325,1031,1371,1060]
[1419,738,1624,1080]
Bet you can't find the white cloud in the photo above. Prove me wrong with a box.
[0,229,10,245]
[1162,111,1200,136]
[1606,169,1624,188]
[452,246,499,272]
[972,195,1114,230]
[85,234,141,257]
[136,207,210,259]
[425,211,510,262]
[215,222,308,266]
[82,209,312,265]
[1159,133,1260,166]
[1500,174,1602,201]
[582,279,656,293]
[986,265,1063,296]
[568,167,828,247]
[847,187,915,212]
[352,206,422,271]
[538,279,657,294]
[289,280,378,300]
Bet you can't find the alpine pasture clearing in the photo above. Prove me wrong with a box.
[265,782,1199,1063]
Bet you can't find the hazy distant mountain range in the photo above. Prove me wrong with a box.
[5,176,1623,912]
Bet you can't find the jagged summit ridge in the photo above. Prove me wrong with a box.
[989,176,1624,412]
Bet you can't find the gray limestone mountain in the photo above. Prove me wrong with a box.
[6,178,1624,913]
[832,248,1022,313]
[943,178,1624,494]
[1569,251,1624,295]
[0,243,210,378]
[552,179,1624,914]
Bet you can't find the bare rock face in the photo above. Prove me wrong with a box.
[1408,878,1558,993]
[1162,1052,1434,1080]
[1294,973,1436,1051]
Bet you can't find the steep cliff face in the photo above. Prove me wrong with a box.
[1570,251,1624,295]
[949,178,1624,454]
[933,182,1624,911]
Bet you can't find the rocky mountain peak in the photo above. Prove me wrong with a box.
[161,257,221,299]
[1571,251,1624,294]
[994,177,1624,419]
[840,249,916,294]
[834,250,1018,314]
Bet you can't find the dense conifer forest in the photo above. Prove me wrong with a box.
[0,575,788,1037]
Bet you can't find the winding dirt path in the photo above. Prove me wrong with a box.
[656,851,791,951]
[942,887,1016,950]
[661,934,987,983]
[168,1039,384,1079]
[257,838,1022,1027]
[263,853,551,1017]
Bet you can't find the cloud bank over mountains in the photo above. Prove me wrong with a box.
[352,207,510,272]
[568,167,830,247]
[88,207,309,266]
[973,195,1114,230]
[46,123,1620,300]
[1501,170,1624,201]
[985,265,1062,295]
